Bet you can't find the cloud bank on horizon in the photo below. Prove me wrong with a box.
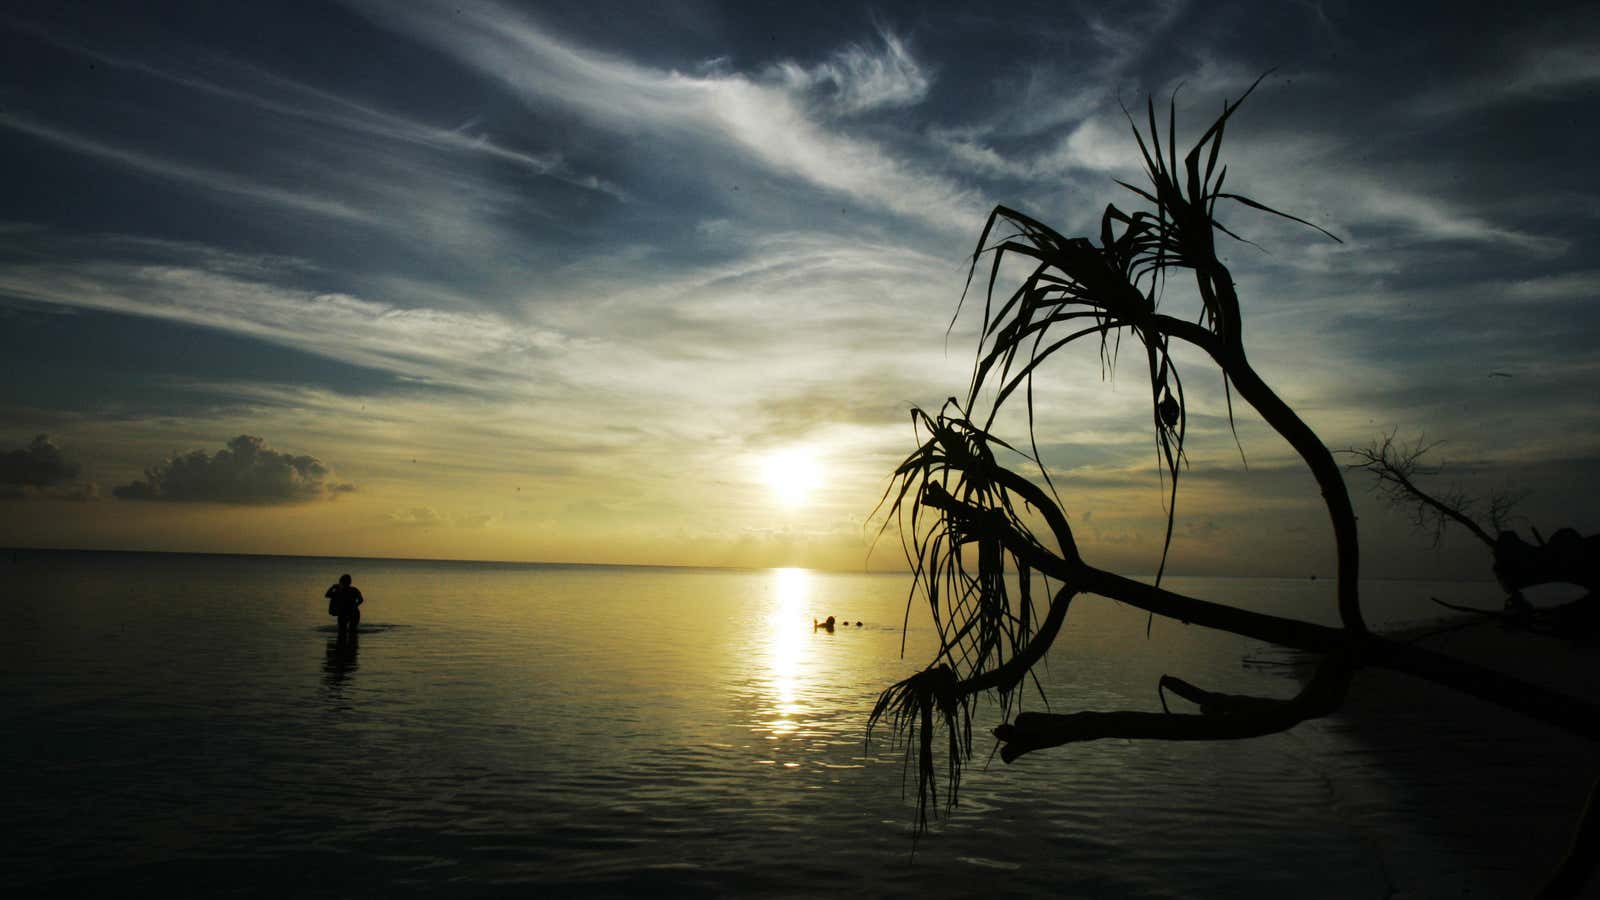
[113,434,353,504]
[0,434,94,499]
[0,0,1596,575]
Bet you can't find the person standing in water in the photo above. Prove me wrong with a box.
[325,574,364,639]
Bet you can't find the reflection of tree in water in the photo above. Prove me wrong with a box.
[322,634,359,697]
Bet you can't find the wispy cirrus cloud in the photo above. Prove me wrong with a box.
[0,113,381,227]
[346,0,986,232]
[0,255,570,395]
[1407,29,1600,119]
[769,29,930,116]
[0,109,546,267]
[3,1,1597,572]
[0,224,971,510]
[4,20,627,201]
[389,506,497,528]
[0,226,959,411]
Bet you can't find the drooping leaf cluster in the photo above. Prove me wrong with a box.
[871,76,1344,836]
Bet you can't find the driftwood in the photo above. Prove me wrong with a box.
[867,83,1598,896]
[1496,529,1599,596]
[1346,434,1597,635]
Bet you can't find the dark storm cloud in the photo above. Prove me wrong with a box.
[0,434,79,486]
[114,435,353,504]
[0,434,95,499]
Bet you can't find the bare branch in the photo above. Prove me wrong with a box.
[1343,430,1498,549]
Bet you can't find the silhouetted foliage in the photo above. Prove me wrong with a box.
[868,85,1599,895]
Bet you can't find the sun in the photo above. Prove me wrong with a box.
[760,448,823,508]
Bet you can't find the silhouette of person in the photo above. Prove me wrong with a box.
[325,573,364,639]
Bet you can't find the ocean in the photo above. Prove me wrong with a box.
[0,549,1575,897]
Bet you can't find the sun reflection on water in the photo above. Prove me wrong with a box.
[764,567,812,737]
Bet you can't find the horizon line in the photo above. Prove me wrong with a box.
[1,545,1498,584]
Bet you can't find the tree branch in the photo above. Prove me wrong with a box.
[1344,432,1498,550]
[996,652,1355,762]
[1152,313,1366,633]
[922,477,1600,743]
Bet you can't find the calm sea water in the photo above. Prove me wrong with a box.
[0,550,1578,897]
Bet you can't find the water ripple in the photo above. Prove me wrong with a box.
[1,557,1555,897]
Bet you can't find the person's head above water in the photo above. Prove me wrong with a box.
[339,574,352,586]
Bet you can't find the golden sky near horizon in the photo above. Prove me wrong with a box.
[3,2,1597,577]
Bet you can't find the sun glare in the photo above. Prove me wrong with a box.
[760,448,822,508]
[765,567,812,737]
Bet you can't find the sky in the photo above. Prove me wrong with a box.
[1,0,1596,577]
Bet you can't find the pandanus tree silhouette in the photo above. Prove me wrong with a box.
[868,81,1598,894]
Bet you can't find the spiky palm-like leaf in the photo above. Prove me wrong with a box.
[873,81,1344,835]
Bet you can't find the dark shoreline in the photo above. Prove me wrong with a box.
[1296,617,1599,897]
